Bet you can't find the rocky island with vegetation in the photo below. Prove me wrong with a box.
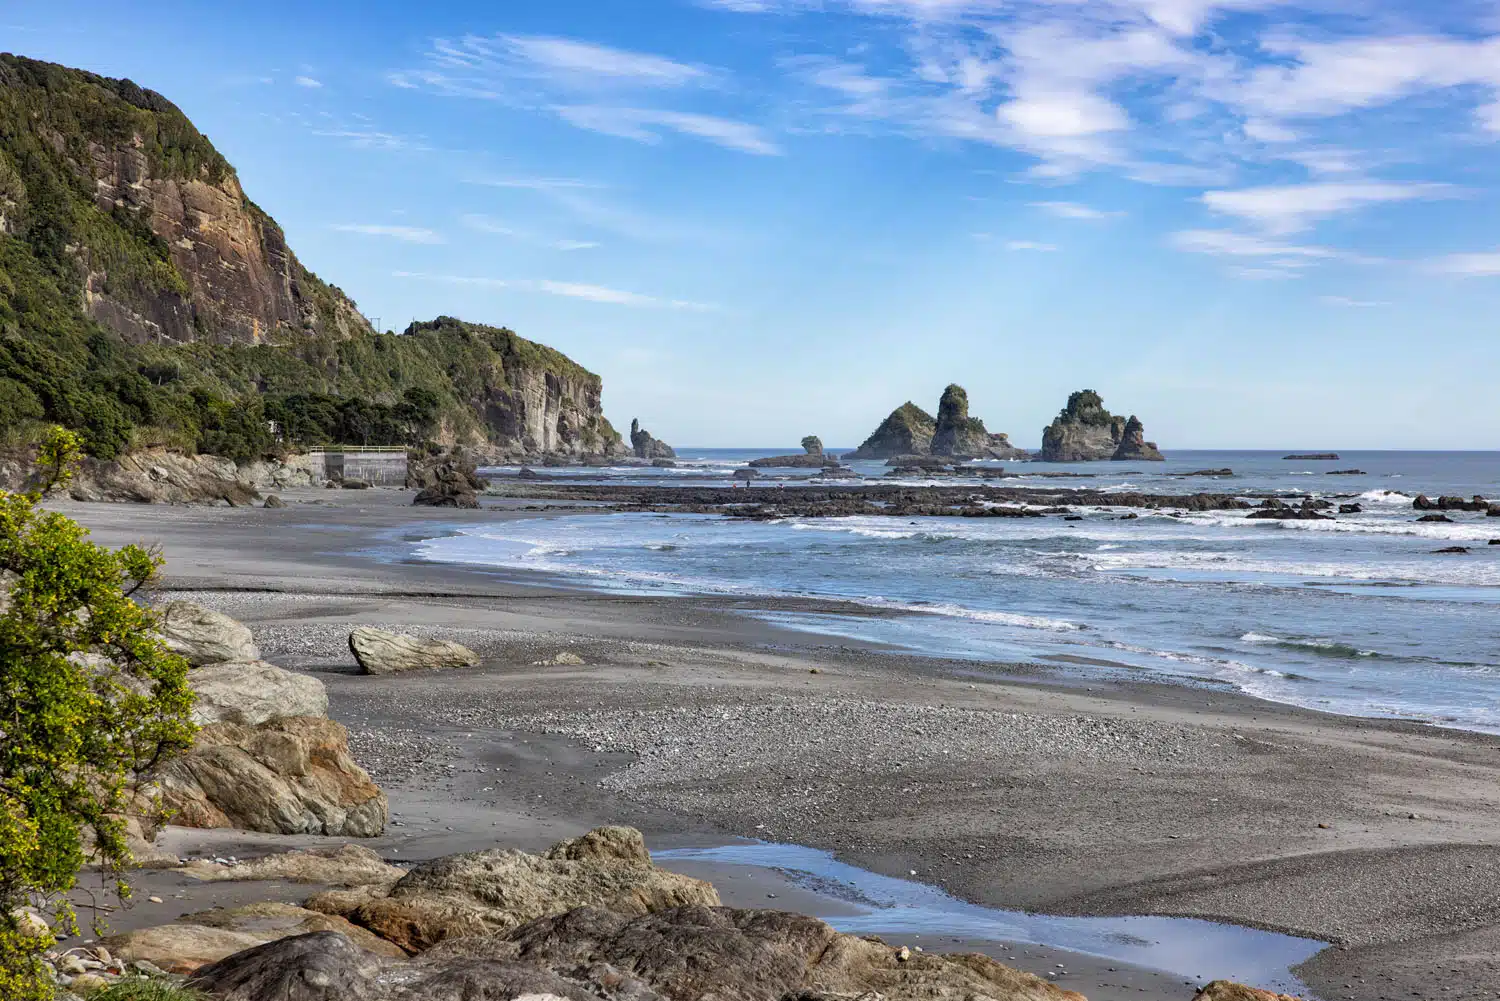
[1039,390,1164,462]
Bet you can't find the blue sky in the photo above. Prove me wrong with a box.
[7,0,1500,448]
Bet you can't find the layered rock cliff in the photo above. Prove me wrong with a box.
[1039,390,1163,461]
[0,54,368,346]
[0,54,625,461]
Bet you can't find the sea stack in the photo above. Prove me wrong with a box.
[630,419,676,460]
[845,403,937,460]
[748,436,836,468]
[1040,390,1164,461]
[847,387,1029,461]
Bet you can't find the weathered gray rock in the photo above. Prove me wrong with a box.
[191,661,328,726]
[410,449,487,509]
[630,419,675,460]
[178,843,407,888]
[348,627,480,675]
[157,601,259,665]
[490,905,1078,1001]
[187,931,385,1000]
[328,827,718,954]
[152,717,387,837]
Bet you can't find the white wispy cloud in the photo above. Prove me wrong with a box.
[1030,201,1122,220]
[295,75,323,89]
[1201,181,1455,234]
[461,214,601,251]
[392,271,714,310]
[1005,240,1059,251]
[1321,295,1389,306]
[1430,251,1500,277]
[1169,229,1338,259]
[393,33,776,155]
[555,106,782,155]
[332,224,444,244]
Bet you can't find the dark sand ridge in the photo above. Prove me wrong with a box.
[57,489,1500,1001]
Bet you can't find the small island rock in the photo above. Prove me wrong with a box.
[630,419,676,460]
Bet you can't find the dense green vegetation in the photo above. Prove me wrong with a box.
[0,446,196,1000]
[1054,389,1117,427]
[0,54,618,461]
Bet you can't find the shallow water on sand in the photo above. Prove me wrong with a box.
[655,842,1322,995]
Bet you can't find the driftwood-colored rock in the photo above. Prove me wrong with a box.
[178,843,407,888]
[348,626,480,675]
[105,923,271,974]
[190,660,327,726]
[157,601,260,665]
[153,716,387,837]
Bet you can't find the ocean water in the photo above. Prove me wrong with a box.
[425,450,1500,732]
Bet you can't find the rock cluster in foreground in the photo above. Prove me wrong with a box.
[1039,390,1163,462]
[138,601,389,839]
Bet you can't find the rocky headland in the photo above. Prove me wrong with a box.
[1039,391,1163,462]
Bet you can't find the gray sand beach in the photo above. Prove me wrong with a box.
[62,490,1500,1001]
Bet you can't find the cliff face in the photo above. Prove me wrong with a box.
[0,54,625,461]
[1040,390,1162,461]
[406,318,624,458]
[0,54,368,346]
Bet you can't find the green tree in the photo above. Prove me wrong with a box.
[0,466,196,999]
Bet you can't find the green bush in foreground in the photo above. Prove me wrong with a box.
[0,441,197,999]
[89,979,209,1001]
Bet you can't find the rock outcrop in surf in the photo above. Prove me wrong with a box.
[1039,390,1163,462]
[630,420,676,460]
[847,387,1028,461]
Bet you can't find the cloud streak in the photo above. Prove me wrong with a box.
[392,271,715,310]
[333,224,444,244]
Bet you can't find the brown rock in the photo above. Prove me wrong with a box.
[346,826,718,953]
[151,716,387,837]
[180,901,407,959]
[1192,981,1306,1001]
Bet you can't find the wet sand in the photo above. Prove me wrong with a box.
[60,490,1500,1001]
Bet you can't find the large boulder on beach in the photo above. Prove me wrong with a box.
[157,601,259,665]
[187,931,386,1000]
[447,904,1084,1001]
[322,826,719,953]
[191,661,328,726]
[348,627,480,675]
[1191,983,1305,1001]
[410,449,487,509]
[152,717,387,837]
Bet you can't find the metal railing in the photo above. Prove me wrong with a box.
[305,446,409,455]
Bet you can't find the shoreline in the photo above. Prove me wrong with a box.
[58,490,1500,1000]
